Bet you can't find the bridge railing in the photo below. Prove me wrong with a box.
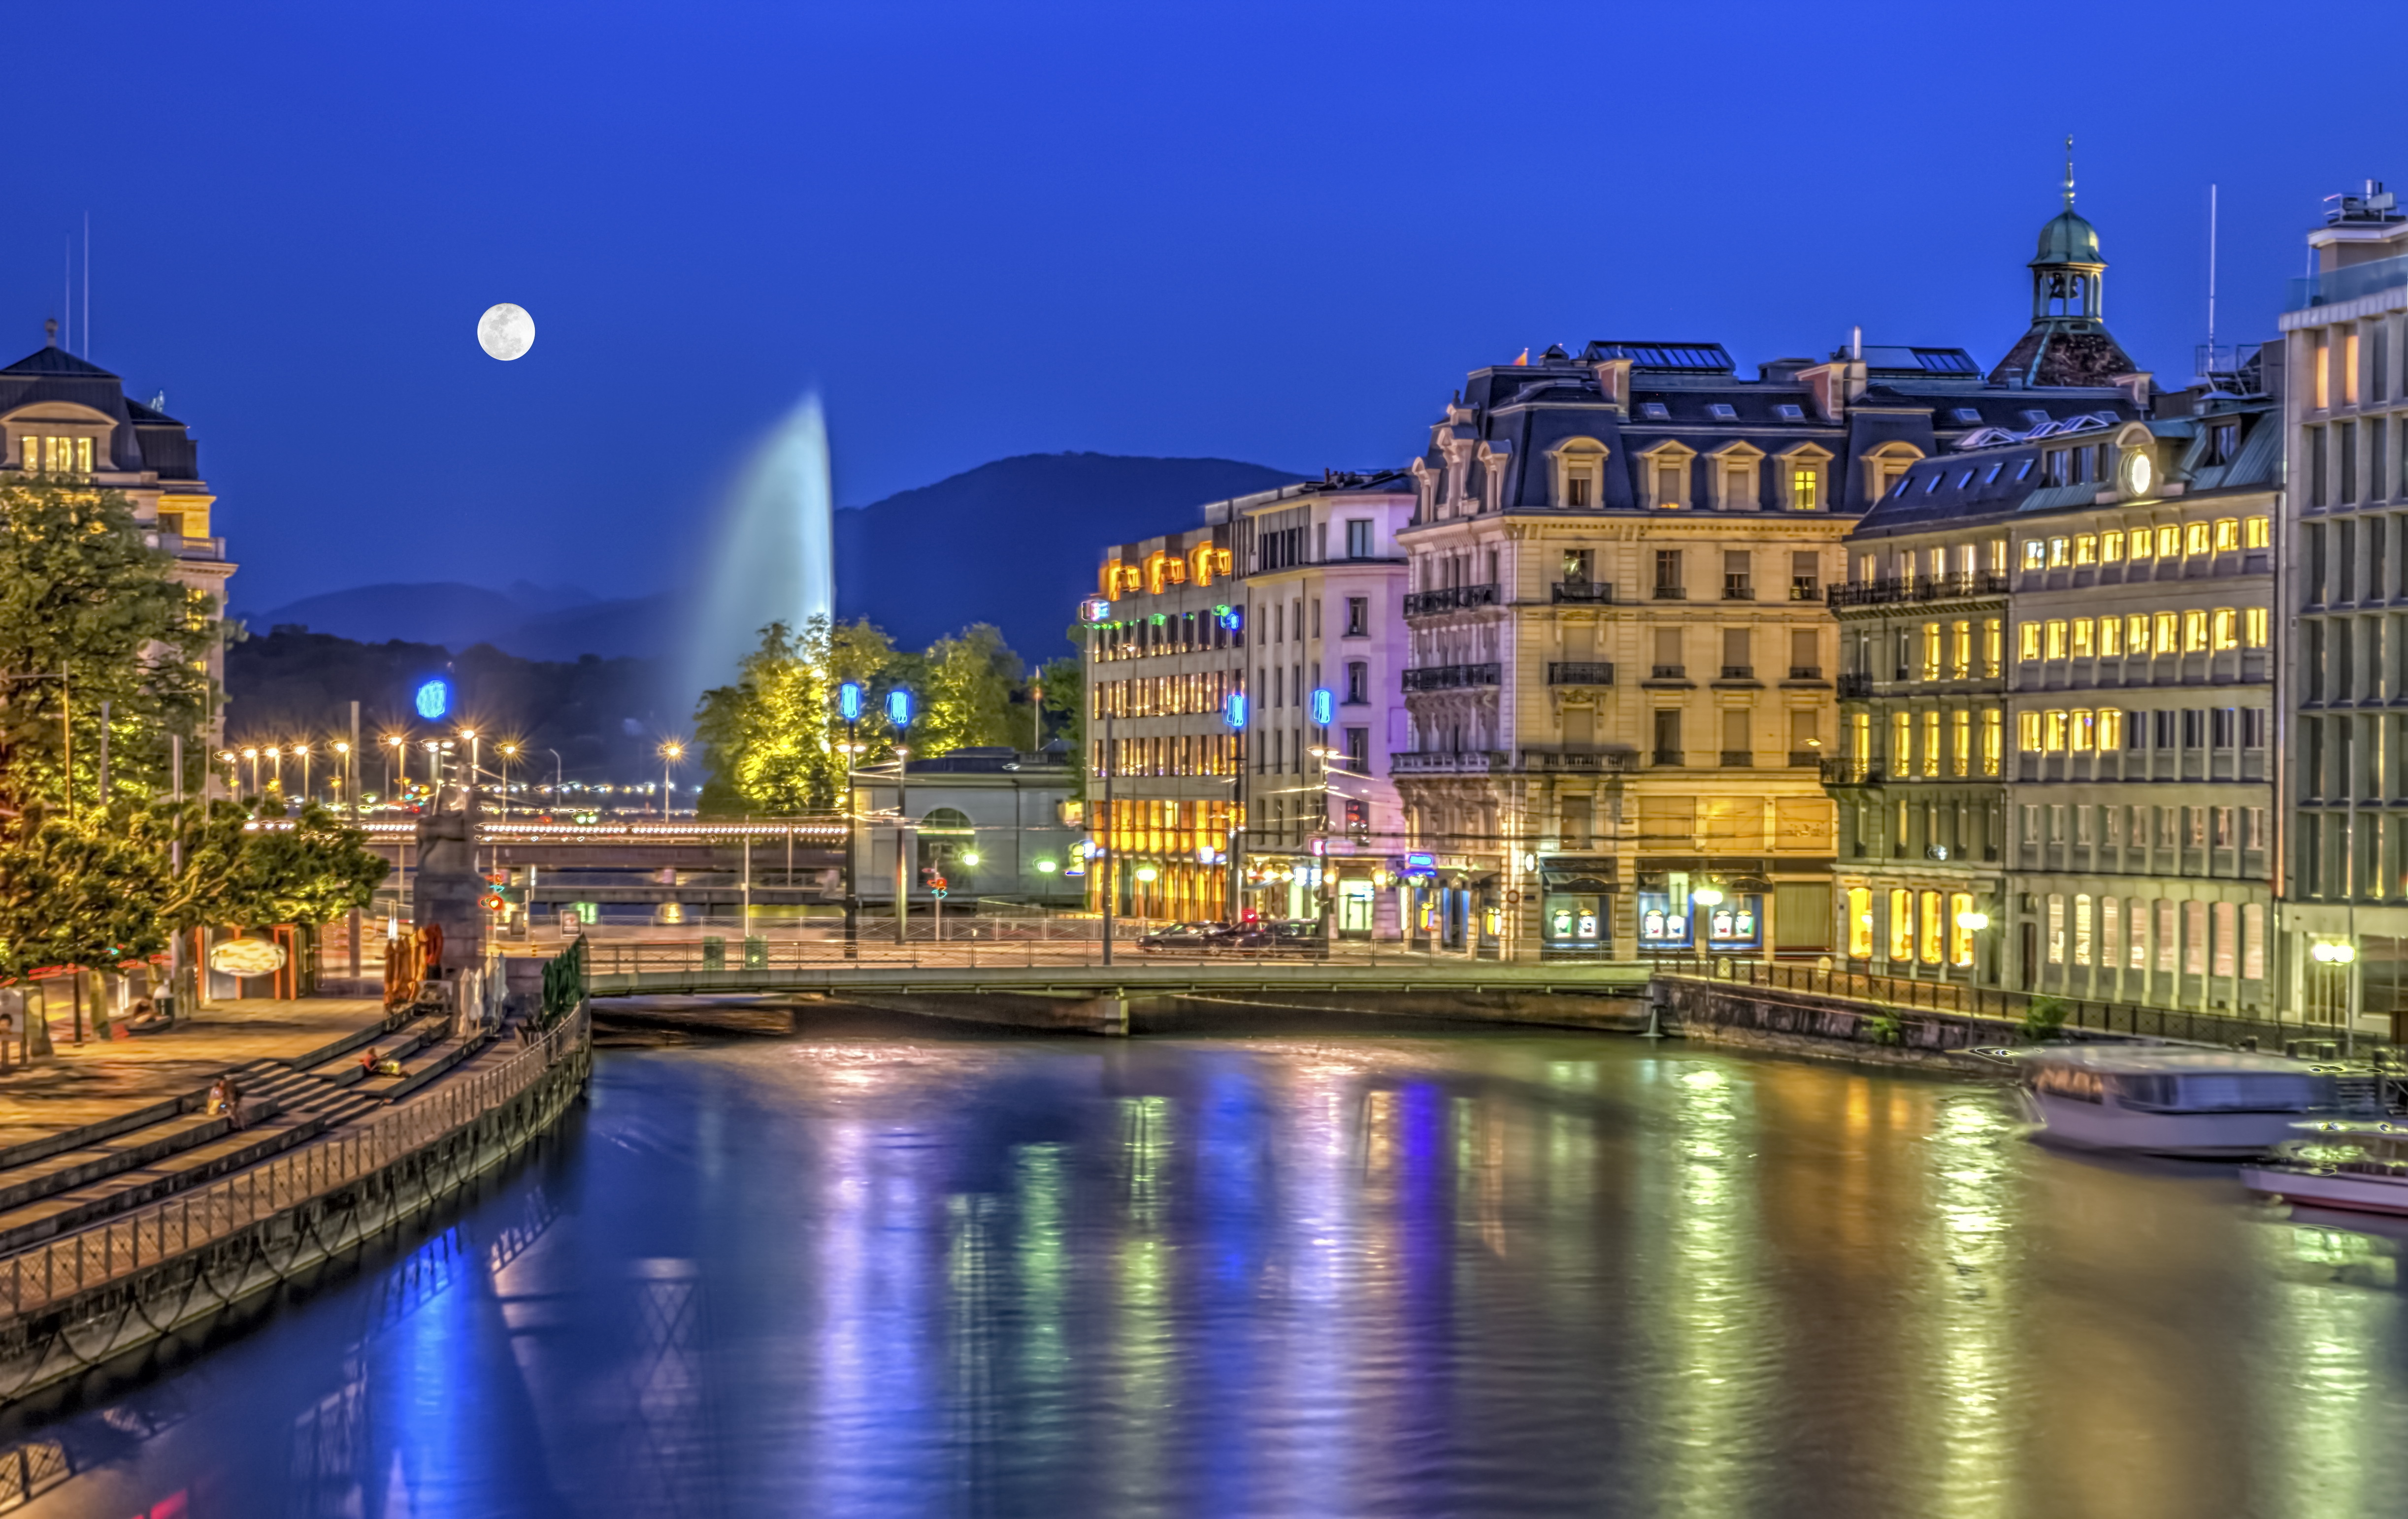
[575,937,1661,981]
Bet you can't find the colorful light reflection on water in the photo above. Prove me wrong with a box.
[11,1029,2408,1518]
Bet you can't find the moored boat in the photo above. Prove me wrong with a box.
[2009,1047,2338,1157]
[2241,1121,2408,1215]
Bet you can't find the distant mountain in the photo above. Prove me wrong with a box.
[240,453,1305,670]
[833,452,1305,657]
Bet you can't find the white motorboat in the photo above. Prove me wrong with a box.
[2241,1120,2408,1215]
[2011,1047,2338,1157]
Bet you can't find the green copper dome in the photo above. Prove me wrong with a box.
[2031,207,2103,268]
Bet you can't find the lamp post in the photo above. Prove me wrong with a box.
[264,745,282,805]
[1691,885,1724,970]
[657,739,682,820]
[545,748,563,815]
[886,687,915,945]
[1952,908,1991,990]
[2313,939,2360,1055]
[836,681,864,956]
[460,729,481,812]
[241,746,259,798]
[1221,691,1248,926]
[385,734,404,800]
[1100,707,1115,966]
[498,743,518,826]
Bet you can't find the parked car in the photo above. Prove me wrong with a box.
[1264,920,1327,955]
[1137,921,1225,953]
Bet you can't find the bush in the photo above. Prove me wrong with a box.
[2022,994,2070,1042]
[1865,1011,1904,1046]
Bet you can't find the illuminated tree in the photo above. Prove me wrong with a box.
[916,624,1021,758]
[0,478,216,811]
[693,616,909,815]
[167,800,388,931]
[0,803,170,980]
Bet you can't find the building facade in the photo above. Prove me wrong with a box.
[2278,180,2408,1038]
[1229,474,1413,935]
[853,745,1083,910]
[0,338,231,757]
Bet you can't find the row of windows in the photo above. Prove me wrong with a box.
[2301,517,2408,606]
[1093,734,1243,777]
[1095,670,1239,719]
[1845,886,1979,965]
[2019,517,2270,570]
[20,434,91,475]
[2038,894,2265,979]
[2016,706,2268,753]
[1093,610,1245,660]
[2020,802,2266,852]
[1890,619,2004,680]
[2015,608,2268,661]
[1858,540,2007,585]
[1851,708,2005,776]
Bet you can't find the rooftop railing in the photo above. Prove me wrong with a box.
[2289,251,2408,313]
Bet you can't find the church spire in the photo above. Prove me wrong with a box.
[2063,134,2076,210]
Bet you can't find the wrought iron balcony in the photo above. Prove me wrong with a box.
[1652,749,1683,767]
[1819,758,1885,784]
[1787,665,1823,680]
[1825,572,2011,608]
[1720,750,1753,767]
[1652,585,1688,600]
[1400,661,1502,692]
[1403,584,1498,617]
[1648,664,1687,680]
[1722,583,1756,601]
[1546,661,1615,685]
[1391,750,1501,774]
[1551,581,1614,604]
[1718,665,1755,680]
[1836,673,1874,697]
[1788,580,1820,601]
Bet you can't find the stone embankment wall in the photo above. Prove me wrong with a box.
[1657,977,2101,1074]
[0,1004,591,1409]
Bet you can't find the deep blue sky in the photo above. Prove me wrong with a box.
[7,2,2403,612]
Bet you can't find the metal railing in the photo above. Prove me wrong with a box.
[0,1002,592,1320]
[1403,584,1498,617]
[1788,665,1822,680]
[1819,758,1884,783]
[1722,583,1756,600]
[1652,585,1688,600]
[1551,582,1613,604]
[2290,252,2408,312]
[1718,664,1754,680]
[1401,662,1501,691]
[1390,750,1501,775]
[1826,573,2010,607]
[1649,664,1686,680]
[1666,958,2365,1053]
[1546,661,1615,685]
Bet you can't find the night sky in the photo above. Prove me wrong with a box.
[7,2,2401,612]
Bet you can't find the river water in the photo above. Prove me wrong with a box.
[12,1010,2408,1519]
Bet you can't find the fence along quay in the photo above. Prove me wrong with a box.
[0,941,591,1409]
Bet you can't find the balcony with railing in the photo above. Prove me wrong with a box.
[1546,661,1615,686]
[1836,673,1874,698]
[1400,661,1501,692]
[2290,251,2408,312]
[1652,584,1688,600]
[1551,581,1614,604]
[1786,665,1823,681]
[1403,584,1498,617]
[1820,757,1885,784]
[1645,663,1688,682]
[1722,581,1755,601]
[1391,750,1501,775]
[1826,572,2010,608]
[1514,748,1637,774]
[1716,664,1755,681]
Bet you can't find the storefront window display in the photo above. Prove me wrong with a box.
[1637,892,1692,949]
[1704,895,1762,951]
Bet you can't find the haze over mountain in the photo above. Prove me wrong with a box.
[239,452,1305,669]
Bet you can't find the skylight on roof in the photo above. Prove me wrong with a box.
[1775,403,1804,420]
[1891,477,1912,499]
[1981,462,2002,484]
[1913,349,1980,374]
[1923,474,1942,494]
[1638,402,1669,419]
[2015,459,2035,481]
[1708,403,1736,420]
[1951,408,1981,424]
[1593,342,1734,372]
[1954,470,1973,488]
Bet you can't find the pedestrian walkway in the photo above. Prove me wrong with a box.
[0,997,391,1156]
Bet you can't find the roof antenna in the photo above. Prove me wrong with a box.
[2064,134,2076,210]
[2206,183,2219,382]
[60,238,69,354]
[81,212,89,360]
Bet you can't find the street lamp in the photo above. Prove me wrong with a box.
[384,734,405,799]
[294,743,312,807]
[264,745,282,803]
[884,688,915,944]
[1691,885,1724,966]
[332,741,349,811]
[658,739,684,819]
[836,682,864,954]
[459,729,480,812]
[241,746,259,798]
[498,742,518,825]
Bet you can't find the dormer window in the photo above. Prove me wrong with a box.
[1708,403,1737,420]
[1777,443,1830,511]
[1551,437,1608,509]
[1776,403,1804,420]
[1638,402,1669,420]
[1637,440,1695,509]
[23,434,91,474]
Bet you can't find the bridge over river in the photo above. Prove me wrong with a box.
[575,937,1655,1034]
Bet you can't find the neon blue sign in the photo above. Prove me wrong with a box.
[837,681,863,722]
[414,679,450,720]
[1310,688,1334,726]
[886,687,915,728]
[1222,692,1248,730]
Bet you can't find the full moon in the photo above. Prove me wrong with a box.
[477,302,535,361]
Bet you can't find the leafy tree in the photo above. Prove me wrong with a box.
[167,800,388,932]
[917,624,1021,757]
[1038,650,1085,793]
[0,803,170,980]
[693,616,908,816]
[0,478,216,811]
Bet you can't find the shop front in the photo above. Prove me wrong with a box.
[1540,862,1615,958]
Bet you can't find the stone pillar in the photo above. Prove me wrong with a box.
[413,794,487,973]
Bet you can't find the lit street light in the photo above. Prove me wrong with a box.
[658,740,684,819]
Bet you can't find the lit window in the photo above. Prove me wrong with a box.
[2044,710,2068,751]
[2100,708,2124,749]
[1777,403,1805,420]
[2015,458,2035,481]
[1639,402,1669,419]
[1847,887,1874,957]
[2244,515,2271,549]
[1951,620,1972,679]
[2017,710,2042,751]
[2102,529,2124,561]
[2154,611,2178,651]
[1951,709,1971,774]
[1982,462,2003,484]
[2048,537,2070,567]
[2157,525,2180,557]
[2071,710,2096,751]
[1949,892,1976,965]
[2212,517,2240,551]
[2243,607,2269,647]
[1791,466,1820,510]
[2074,534,2098,565]
[2184,521,2211,556]
[2183,610,2209,651]
[2211,609,2238,650]
[2071,618,2094,658]
[1921,711,1940,776]
[2128,528,2153,560]
[2100,616,2123,656]
[2018,621,2042,660]
[2022,539,2046,569]
[1921,622,1943,680]
[1889,889,1915,962]
[1982,710,2003,773]
[2045,620,2068,659]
